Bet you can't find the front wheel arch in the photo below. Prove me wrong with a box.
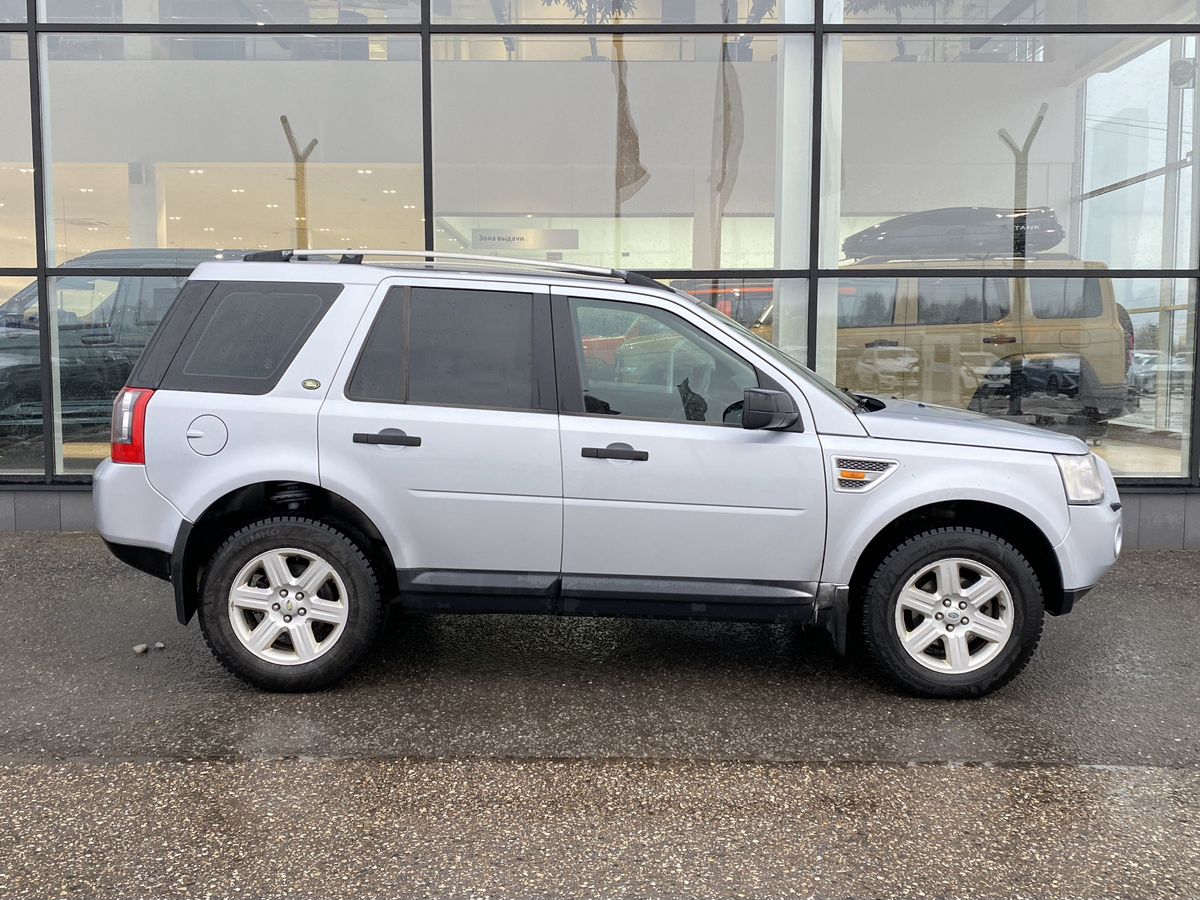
[847,500,1065,632]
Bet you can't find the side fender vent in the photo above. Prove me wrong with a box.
[832,457,898,493]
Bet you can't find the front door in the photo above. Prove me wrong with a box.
[319,278,563,605]
[553,288,827,612]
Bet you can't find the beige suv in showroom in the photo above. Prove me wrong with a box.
[690,258,1134,443]
[832,258,1133,441]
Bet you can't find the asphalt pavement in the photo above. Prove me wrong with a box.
[0,533,1197,898]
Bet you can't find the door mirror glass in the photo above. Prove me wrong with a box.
[742,388,800,430]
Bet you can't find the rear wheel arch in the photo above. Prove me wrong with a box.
[846,500,1065,627]
[174,481,397,625]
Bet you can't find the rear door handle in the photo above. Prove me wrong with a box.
[983,335,1017,344]
[581,446,649,461]
[353,431,421,447]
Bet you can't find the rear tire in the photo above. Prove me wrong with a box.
[862,527,1044,698]
[198,517,383,692]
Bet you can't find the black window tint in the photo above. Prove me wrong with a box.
[837,278,897,328]
[347,290,406,402]
[408,287,535,409]
[347,286,538,411]
[161,281,341,394]
[916,277,1009,325]
[1028,279,1103,319]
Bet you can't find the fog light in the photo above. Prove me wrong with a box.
[1114,522,1123,557]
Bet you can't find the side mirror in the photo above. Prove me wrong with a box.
[742,388,800,431]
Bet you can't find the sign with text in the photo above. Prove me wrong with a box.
[472,228,580,251]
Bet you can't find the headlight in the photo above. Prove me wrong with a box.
[1055,453,1105,505]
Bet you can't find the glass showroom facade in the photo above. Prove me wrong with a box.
[0,1,1198,487]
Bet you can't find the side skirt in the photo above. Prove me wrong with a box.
[395,569,851,641]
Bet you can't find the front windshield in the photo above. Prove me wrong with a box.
[681,290,860,412]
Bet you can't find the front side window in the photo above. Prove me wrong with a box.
[916,277,1010,325]
[349,286,538,411]
[569,298,758,425]
[837,277,898,328]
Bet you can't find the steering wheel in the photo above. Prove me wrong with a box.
[722,400,743,425]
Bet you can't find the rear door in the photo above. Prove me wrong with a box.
[318,278,564,604]
[554,287,827,608]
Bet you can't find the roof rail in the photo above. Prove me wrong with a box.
[241,248,665,290]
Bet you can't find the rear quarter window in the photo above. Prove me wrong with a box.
[159,281,342,395]
[1028,279,1104,319]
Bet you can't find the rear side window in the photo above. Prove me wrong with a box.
[1028,279,1104,319]
[348,285,542,411]
[837,278,897,328]
[916,277,1010,325]
[160,281,341,394]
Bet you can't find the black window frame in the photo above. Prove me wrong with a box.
[550,292,793,430]
[344,283,557,414]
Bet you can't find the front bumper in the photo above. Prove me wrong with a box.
[1051,458,1122,608]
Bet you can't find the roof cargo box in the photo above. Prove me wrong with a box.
[842,206,1065,261]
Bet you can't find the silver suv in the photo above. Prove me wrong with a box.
[93,251,1123,697]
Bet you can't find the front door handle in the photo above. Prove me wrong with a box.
[353,431,421,447]
[983,335,1017,344]
[581,446,649,461]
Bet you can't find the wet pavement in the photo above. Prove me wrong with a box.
[0,533,1197,898]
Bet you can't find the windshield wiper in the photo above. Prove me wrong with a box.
[841,389,886,413]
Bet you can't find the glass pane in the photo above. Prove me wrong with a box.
[829,0,1200,26]
[666,276,809,363]
[50,273,188,474]
[437,0,811,25]
[433,34,812,270]
[408,287,536,410]
[43,34,423,266]
[823,34,1198,272]
[163,282,341,393]
[818,276,1195,479]
[0,40,35,268]
[39,0,418,25]
[0,276,44,474]
[0,1,24,21]
[570,296,758,425]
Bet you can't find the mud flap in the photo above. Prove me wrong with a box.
[813,583,851,655]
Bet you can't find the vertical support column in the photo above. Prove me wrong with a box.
[421,0,435,251]
[128,161,164,249]
[774,0,816,362]
[25,0,54,481]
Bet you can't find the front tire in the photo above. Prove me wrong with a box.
[862,527,1044,698]
[198,517,383,691]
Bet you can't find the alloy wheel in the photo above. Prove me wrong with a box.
[893,557,1015,674]
[227,547,349,665]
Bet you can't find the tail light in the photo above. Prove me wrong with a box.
[111,387,154,464]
